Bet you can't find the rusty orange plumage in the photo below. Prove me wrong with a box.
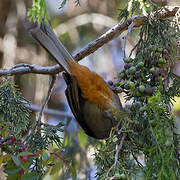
[68,61,115,110]
[29,22,126,139]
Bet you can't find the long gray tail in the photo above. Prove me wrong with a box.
[27,21,74,73]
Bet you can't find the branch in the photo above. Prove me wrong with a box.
[106,133,127,178]
[0,64,62,76]
[67,6,179,61]
[0,6,179,76]
[25,103,73,119]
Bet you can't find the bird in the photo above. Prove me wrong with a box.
[28,21,126,139]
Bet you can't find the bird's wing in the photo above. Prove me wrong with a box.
[63,73,97,138]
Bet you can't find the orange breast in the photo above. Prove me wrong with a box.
[68,61,114,110]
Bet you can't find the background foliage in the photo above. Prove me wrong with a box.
[0,0,179,179]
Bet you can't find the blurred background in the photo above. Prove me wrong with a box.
[0,0,179,179]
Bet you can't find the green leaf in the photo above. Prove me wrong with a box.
[11,155,20,167]
[0,155,4,166]
[42,151,50,161]
[22,172,39,180]
[78,130,88,147]
[0,78,30,137]
[6,173,19,180]
[5,167,21,175]
[20,160,31,170]
[69,165,77,180]
[50,162,63,175]
[63,135,68,147]
[2,154,11,163]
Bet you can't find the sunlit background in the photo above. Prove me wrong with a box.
[0,0,179,179]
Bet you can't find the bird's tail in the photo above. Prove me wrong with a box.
[27,21,74,73]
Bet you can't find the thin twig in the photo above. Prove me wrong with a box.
[122,21,135,59]
[37,75,57,126]
[131,152,144,168]
[106,133,127,178]
[51,152,70,167]
[129,29,144,57]
[25,103,73,119]
[23,75,57,143]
